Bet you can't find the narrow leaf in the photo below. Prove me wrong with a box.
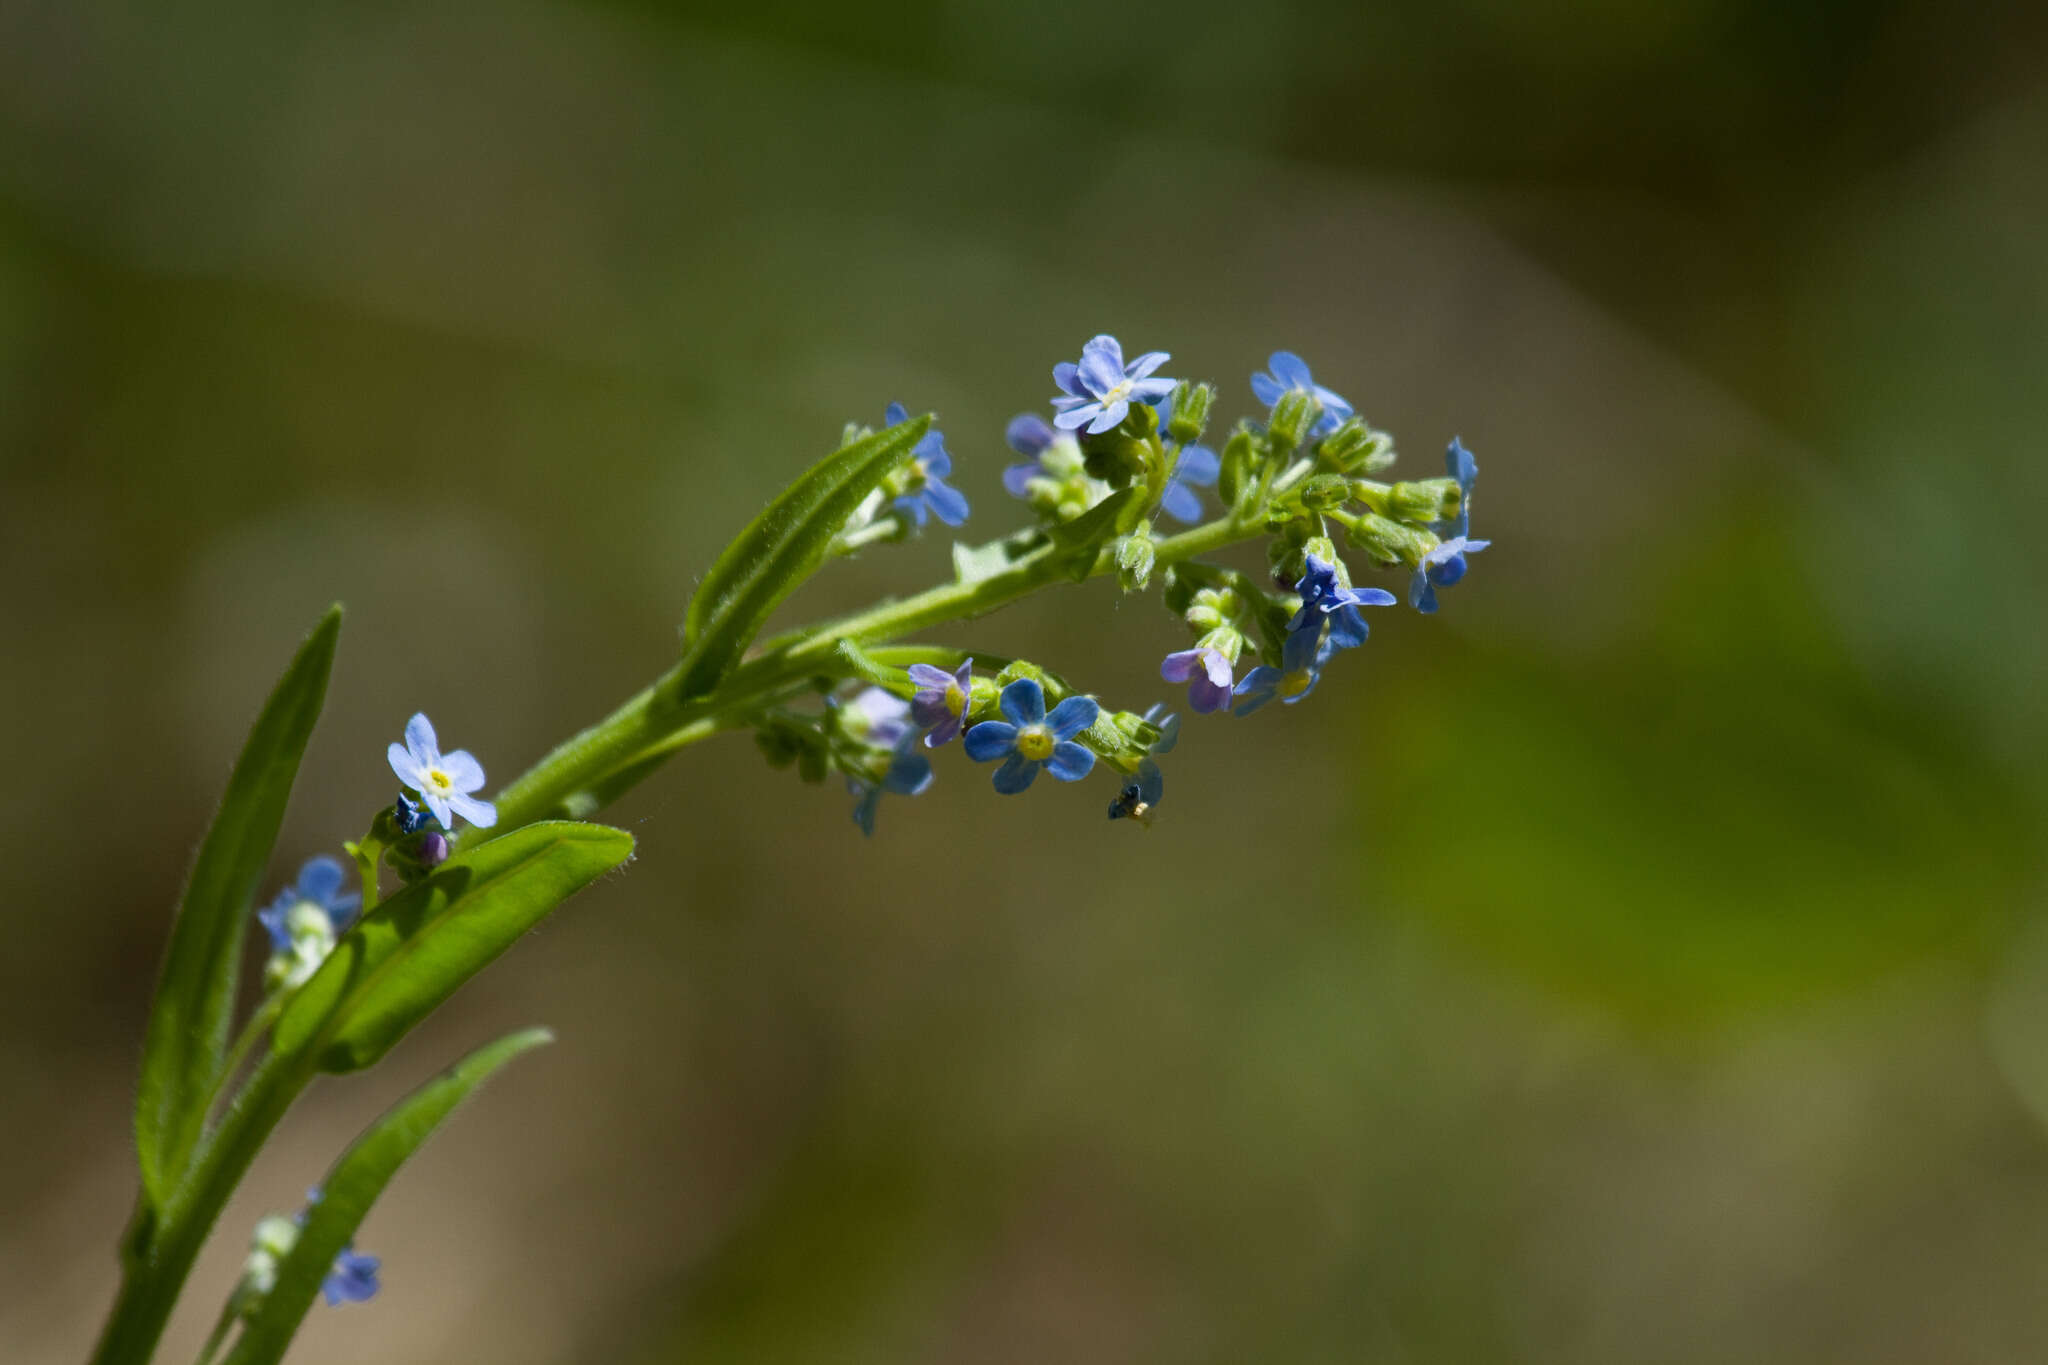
[135,605,342,1208]
[676,416,929,699]
[274,822,632,1073]
[222,1028,554,1365]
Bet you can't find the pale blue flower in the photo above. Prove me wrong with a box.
[256,856,359,954]
[1052,335,1176,435]
[884,403,969,527]
[1250,350,1354,439]
[387,714,496,830]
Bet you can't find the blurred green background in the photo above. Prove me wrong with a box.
[5,1,2047,1361]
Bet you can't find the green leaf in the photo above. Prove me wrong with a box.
[134,605,342,1210]
[221,1028,554,1365]
[1045,488,1139,580]
[274,822,632,1072]
[677,416,929,699]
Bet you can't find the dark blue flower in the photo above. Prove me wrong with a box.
[322,1246,381,1307]
[847,732,934,836]
[907,658,974,748]
[1160,646,1234,714]
[1232,624,1327,716]
[1289,553,1396,651]
[1409,535,1490,614]
[257,856,360,954]
[1051,335,1176,435]
[1250,351,1354,439]
[393,792,434,835]
[963,678,1099,793]
[884,402,969,527]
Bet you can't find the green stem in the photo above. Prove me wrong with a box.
[192,1294,240,1365]
[468,509,1264,845]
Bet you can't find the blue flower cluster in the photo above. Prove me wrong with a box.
[808,333,1489,831]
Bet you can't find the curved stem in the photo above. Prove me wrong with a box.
[467,510,1262,846]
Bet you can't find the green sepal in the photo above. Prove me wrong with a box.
[677,416,930,700]
[134,605,342,1212]
[220,1028,555,1365]
[273,823,632,1073]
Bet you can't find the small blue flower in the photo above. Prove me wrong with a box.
[322,1246,381,1307]
[387,714,497,830]
[963,678,1099,794]
[1159,646,1234,714]
[848,732,934,836]
[1289,553,1397,651]
[1441,436,1479,537]
[884,402,970,527]
[1232,624,1327,717]
[256,856,359,954]
[1160,444,1219,524]
[1002,413,1060,498]
[1051,335,1176,435]
[1410,535,1490,614]
[1250,351,1354,439]
[907,658,974,748]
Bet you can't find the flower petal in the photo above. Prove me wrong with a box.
[296,855,347,902]
[1077,344,1124,397]
[387,742,425,789]
[1002,462,1041,498]
[1045,740,1095,782]
[1128,377,1177,405]
[1159,481,1203,524]
[1053,404,1100,431]
[964,720,1019,761]
[1007,413,1055,454]
[907,663,954,689]
[1250,371,1285,407]
[1410,567,1438,613]
[1124,350,1170,380]
[1174,444,1219,486]
[403,713,439,766]
[1046,694,1100,740]
[999,677,1046,727]
[1085,400,1127,434]
[923,713,963,748]
[438,750,487,793]
[1052,361,1083,397]
[923,478,970,527]
[884,401,910,427]
[1190,676,1233,714]
[1349,587,1398,607]
[991,753,1040,794]
[1269,350,1313,388]
[421,791,455,828]
[446,791,497,828]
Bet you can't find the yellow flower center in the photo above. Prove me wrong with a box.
[1016,725,1055,762]
[1279,669,1314,699]
[945,683,966,717]
[1101,378,1133,406]
[424,767,455,793]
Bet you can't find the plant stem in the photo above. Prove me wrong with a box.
[467,509,1263,844]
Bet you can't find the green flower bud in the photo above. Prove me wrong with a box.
[995,659,1050,692]
[1344,510,1437,567]
[965,675,1004,721]
[1116,532,1156,592]
[1166,381,1214,445]
[1387,477,1458,525]
[1217,426,1259,507]
[1317,418,1395,473]
[1267,388,1320,450]
[1298,474,1352,512]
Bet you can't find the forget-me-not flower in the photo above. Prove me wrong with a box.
[907,658,975,748]
[322,1246,382,1306]
[1290,553,1397,651]
[1052,335,1176,435]
[883,403,969,527]
[1001,414,1062,498]
[1410,535,1489,614]
[1250,350,1354,440]
[1441,436,1479,537]
[1159,646,1234,714]
[963,678,1099,793]
[1232,623,1328,716]
[847,734,934,836]
[387,713,497,830]
[257,857,359,992]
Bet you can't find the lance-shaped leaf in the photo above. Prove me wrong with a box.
[676,416,929,699]
[134,605,342,1209]
[274,822,631,1073]
[221,1028,554,1365]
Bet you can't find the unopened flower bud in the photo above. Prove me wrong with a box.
[1344,510,1438,567]
[1387,477,1458,525]
[1266,388,1321,450]
[1318,418,1394,473]
[418,832,449,869]
[1165,382,1214,445]
[1116,532,1156,591]
[1298,474,1352,512]
[1217,426,1259,507]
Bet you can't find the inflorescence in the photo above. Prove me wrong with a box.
[780,334,1486,834]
